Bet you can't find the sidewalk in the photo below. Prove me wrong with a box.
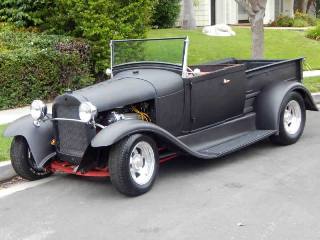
[303,70,320,78]
[232,25,311,31]
[0,104,52,125]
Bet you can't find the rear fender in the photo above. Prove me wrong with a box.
[4,115,55,168]
[255,81,318,131]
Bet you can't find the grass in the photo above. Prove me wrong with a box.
[0,125,11,162]
[147,27,320,70]
[303,76,320,93]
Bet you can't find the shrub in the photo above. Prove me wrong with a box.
[40,0,155,73]
[306,24,320,40]
[152,0,181,28]
[0,0,155,73]
[271,12,317,27]
[0,28,95,110]
[271,15,294,27]
[294,11,317,26]
[0,0,53,27]
[292,18,309,27]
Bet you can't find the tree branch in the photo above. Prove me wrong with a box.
[234,0,255,16]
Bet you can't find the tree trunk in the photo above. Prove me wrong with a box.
[306,0,315,13]
[182,0,196,29]
[294,0,306,12]
[248,0,266,59]
[234,0,267,58]
[251,14,264,59]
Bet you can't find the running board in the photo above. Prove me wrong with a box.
[197,130,276,158]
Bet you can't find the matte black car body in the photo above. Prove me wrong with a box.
[5,56,318,171]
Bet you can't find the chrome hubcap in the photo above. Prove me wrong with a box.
[283,100,302,135]
[129,141,155,185]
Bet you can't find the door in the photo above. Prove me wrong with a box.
[190,66,246,130]
[238,4,249,22]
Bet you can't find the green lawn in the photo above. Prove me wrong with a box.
[304,76,320,93]
[147,27,320,70]
[0,125,11,162]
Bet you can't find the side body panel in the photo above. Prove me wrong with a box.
[245,58,303,93]
[4,115,55,168]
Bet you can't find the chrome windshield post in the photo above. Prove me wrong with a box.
[110,40,114,78]
[182,36,189,78]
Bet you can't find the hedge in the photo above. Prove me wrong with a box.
[152,0,181,28]
[271,12,317,27]
[0,26,95,110]
[0,0,156,73]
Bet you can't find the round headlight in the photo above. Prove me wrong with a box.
[30,100,47,121]
[79,102,97,122]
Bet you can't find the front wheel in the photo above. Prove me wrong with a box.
[270,91,306,145]
[108,134,159,196]
[10,136,52,180]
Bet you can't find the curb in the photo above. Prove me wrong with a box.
[0,94,319,183]
[0,161,15,182]
[312,93,320,105]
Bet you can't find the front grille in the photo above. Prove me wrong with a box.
[54,102,95,164]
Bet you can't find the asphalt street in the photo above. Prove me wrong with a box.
[0,111,319,240]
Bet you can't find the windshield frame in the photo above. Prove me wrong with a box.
[110,37,189,78]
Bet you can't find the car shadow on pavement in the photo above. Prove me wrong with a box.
[45,138,290,199]
[158,139,276,179]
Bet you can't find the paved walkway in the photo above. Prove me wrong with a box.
[0,103,52,125]
[304,70,320,78]
[233,25,311,31]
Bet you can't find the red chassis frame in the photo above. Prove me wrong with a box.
[49,151,177,177]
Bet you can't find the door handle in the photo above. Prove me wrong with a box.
[223,79,231,84]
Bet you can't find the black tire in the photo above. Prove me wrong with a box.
[270,91,306,145]
[10,136,52,181]
[108,134,159,196]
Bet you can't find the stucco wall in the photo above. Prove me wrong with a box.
[178,0,287,27]
[194,0,211,26]
[215,0,238,25]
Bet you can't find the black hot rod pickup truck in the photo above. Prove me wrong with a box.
[4,37,318,196]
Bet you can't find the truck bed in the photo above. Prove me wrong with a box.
[207,58,304,92]
[201,57,304,114]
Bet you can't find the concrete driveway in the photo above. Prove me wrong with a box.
[0,111,319,240]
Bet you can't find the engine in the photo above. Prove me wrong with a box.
[95,101,154,127]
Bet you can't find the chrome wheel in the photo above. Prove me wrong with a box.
[283,100,302,135]
[129,141,155,185]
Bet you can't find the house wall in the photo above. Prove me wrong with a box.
[178,0,291,27]
[177,0,211,27]
[282,0,294,17]
[215,0,238,25]
[194,0,211,26]
[264,0,275,24]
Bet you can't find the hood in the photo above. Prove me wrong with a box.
[58,68,184,112]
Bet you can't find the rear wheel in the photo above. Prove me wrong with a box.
[10,136,52,180]
[270,92,306,145]
[108,134,159,196]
